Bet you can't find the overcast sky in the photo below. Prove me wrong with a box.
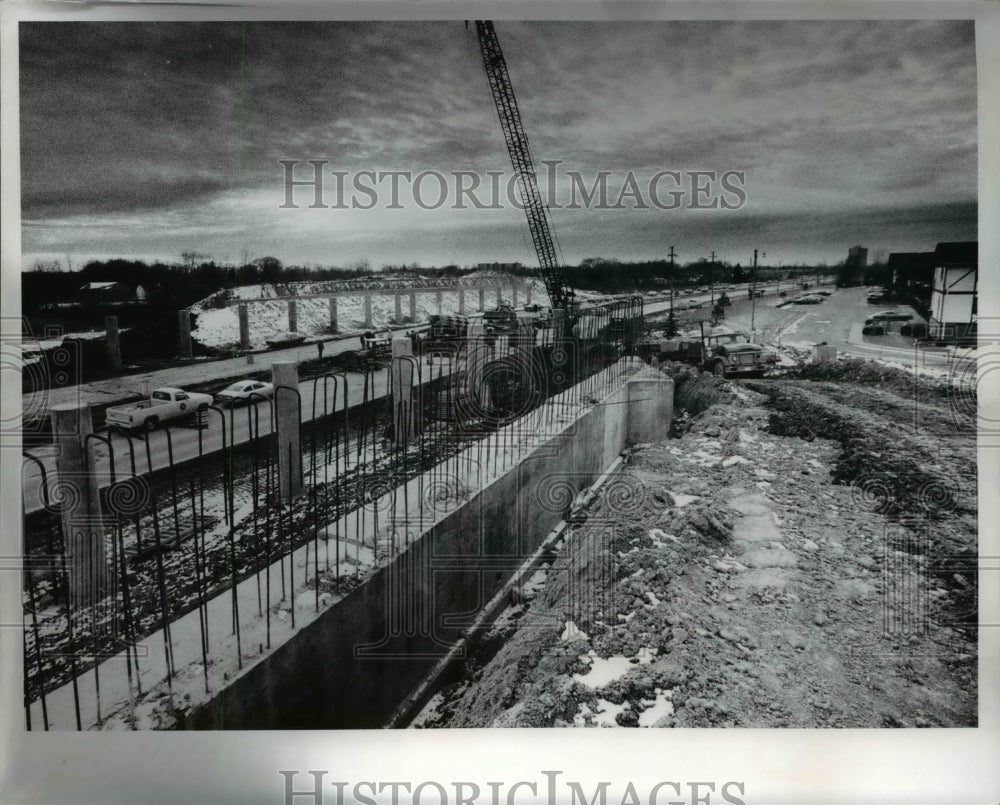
[19,19,977,270]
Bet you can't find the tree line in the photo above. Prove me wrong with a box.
[24,254,842,312]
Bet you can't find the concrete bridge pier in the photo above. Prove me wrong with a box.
[409,292,417,321]
[239,304,251,351]
[364,295,373,328]
[465,322,491,416]
[435,290,443,316]
[178,310,193,359]
[458,290,466,315]
[328,298,339,333]
[272,361,303,504]
[105,316,122,371]
[495,287,503,306]
[525,284,532,304]
[478,288,486,311]
[52,403,107,610]
[394,292,403,323]
[288,299,298,333]
[511,286,518,307]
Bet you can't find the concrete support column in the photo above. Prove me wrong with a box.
[511,286,518,307]
[239,304,251,351]
[105,316,122,371]
[288,299,298,333]
[458,289,467,315]
[465,322,491,416]
[328,297,339,333]
[52,404,106,609]
[272,361,303,504]
[364,295,373,328]
[390,338,419,445]
[478,288,486,311]
[409,292,417,321]
[626,374,674,446]
[178,310,193,359]
[525,284,532,304]
[394,292,403,323]
[495,288,503,306]
[435,290,443,316]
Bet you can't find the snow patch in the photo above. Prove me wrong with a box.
[638,688,675,726]
[560,620,589,642]
[573,649,657,689]
[669,491,701,508]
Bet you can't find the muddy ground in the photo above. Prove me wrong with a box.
[414,366,977,728]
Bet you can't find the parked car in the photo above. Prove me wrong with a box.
[265,331,307,348]
[792,295,824,305]
[869,310,913,322]
[862,324,887,336]
[214,380,275,406]
[899,322,929,338]
[106,387,213,431]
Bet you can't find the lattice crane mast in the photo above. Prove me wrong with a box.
[473,20,579,334]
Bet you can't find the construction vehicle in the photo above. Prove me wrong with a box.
[639,322,778,378]
[342,331,392,372]
[473,20,582,338]
[468,21,643,420]
[422,314,470,361]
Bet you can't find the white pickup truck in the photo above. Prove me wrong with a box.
[106,387,213,431]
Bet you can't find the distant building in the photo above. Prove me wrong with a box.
[836,246,868,287]
[929,242,977,340]
[78,281,133,303]
[887,252,935,293]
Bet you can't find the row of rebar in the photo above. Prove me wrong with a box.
[21,298,644,729]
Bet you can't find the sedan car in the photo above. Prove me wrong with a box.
[792,294,824,305]
[869,310,913,322]
[265,331,307,348]
[899,322,929,338]
[214,380,275,406]
[862,324,887,336]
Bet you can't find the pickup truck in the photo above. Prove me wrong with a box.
[106,387,213,431]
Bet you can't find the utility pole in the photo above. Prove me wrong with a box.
[710,250,716,306]
[751,249,764,333]
[668,246,677,336]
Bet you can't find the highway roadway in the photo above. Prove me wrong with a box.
[21,359,452,516]
[25,280,967,515]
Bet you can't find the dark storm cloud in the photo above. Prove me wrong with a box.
[19,19,977,265]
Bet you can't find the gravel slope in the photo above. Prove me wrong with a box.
[413,373,977,728]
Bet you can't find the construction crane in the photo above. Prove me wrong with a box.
[473,20,579,336]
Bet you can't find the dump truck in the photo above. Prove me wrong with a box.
[106,387,213,431]
[639,322,778,378]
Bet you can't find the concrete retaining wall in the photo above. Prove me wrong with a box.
[187,372,672,728]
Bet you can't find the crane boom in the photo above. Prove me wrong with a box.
[474,21,577,325]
